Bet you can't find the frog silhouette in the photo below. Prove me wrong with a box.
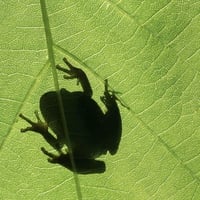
[19,58,122,174]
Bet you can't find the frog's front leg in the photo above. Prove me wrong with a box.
[100,79,116,108]
[19,111,60,151]
[56,57,93,97]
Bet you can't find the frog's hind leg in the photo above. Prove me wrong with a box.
[19,111,61,151]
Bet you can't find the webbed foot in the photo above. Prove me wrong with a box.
[19,111,48,134]
[56,57,93,97]
[41,147,105,174]
[20,111,60,151]
[101,79,129,109]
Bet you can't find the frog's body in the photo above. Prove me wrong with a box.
[40,89,106,159]
[19,58,122,174]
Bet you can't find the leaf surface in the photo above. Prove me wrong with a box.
[1,0,200,199]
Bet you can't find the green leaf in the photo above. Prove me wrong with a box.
[1,0,200,199]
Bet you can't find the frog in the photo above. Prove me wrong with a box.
[19,57,122,174]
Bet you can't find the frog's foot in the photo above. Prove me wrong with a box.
[41,147,69,165]
[19,111,48,134]
[56,58,82,81]
[100,79,118,107]
[41,147,105,174]
[101,79,130,110]
[20,111,61,151]
[56,57,92,97]
[41,147,61,163]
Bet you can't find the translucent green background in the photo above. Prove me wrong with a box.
[1,0,200,199]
